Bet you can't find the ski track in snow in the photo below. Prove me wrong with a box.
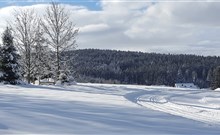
[124,88,220,125]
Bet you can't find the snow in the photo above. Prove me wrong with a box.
[215,88,220,91]
[0,83,220,134]
[175,83,198,88]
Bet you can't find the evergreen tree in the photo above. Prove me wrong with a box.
[207,68,213,82]
[176,68,184,83]
[211,66,220,90]
[0,27,20,84]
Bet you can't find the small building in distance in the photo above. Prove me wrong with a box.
[175,83,199,89]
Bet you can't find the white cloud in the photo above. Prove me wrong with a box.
[80,23,110,33]
[0,1,220,56]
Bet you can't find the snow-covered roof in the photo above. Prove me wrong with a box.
[175,83,198,88]
[175,83,195,85]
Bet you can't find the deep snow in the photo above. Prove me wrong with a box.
[0,83,220,134]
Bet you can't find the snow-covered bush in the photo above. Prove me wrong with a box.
[59,72,68,83]
[55,71,76,85]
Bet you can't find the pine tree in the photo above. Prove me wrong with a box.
[176,68,184,83]
[211,66,220,90]
[0,27,21,84]
[206,68,213,82]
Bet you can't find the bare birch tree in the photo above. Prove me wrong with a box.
[11,8,42,83]
[42,2,79,81]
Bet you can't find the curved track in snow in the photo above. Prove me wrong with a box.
[124,89,220,125]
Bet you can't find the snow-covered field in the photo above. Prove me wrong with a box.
[0,83,220,134]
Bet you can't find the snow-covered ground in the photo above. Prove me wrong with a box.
[0,83,220,134]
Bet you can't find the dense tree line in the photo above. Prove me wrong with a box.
[66,49,220,88]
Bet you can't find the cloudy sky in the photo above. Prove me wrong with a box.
[0,0,220,56]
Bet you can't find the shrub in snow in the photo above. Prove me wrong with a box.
[56,71,76,85]
[0,27,21,84]
[59,72,68,83]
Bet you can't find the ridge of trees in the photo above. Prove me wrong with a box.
[67,49,220,88]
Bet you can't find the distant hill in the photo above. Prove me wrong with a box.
[65,49,220,88]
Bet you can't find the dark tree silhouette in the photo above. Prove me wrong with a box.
[0,27,20,84]
[211,66,220,90]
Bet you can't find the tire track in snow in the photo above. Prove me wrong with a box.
[124,90,159,107]
[124,89,220,125]
[139,96,220,125]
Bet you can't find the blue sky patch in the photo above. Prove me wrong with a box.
[0,0,102,10]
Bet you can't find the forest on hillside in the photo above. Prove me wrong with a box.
[66,49,220,88]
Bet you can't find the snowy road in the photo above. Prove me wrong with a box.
[0,83,220,134]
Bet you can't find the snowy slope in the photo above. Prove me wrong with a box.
[0,83,220,134]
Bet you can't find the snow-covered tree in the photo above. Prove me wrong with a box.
[0,27,21,84]
[11,8,45,83]
[31,20,53,82]
[42,2,79,81]
[206,68,213,82]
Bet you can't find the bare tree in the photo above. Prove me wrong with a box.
[42,2,79,81]
[11,8,42,83]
